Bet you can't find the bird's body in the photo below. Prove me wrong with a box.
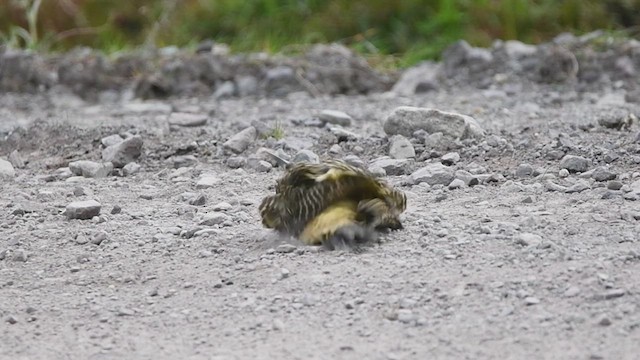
[259,159,407,250]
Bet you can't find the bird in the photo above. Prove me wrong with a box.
[258,156,407,251]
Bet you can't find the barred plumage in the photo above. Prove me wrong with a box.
[258,159,407,250]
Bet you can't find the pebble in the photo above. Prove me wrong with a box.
[279,268,290,279]
[565,180,590,193]
[596,315,612,326]
[196,174,221,188]
[454,170,479,186]
[343,155,365,169]
[592,167,616,182]
[329,127,360,141]
[559,155,591,173]
[558,169,570,178]
[388,135,416,159]
[383,106,485,140]
[515,163,534,178]
[281,137,314,152]
[564,286,581,297]
[214,81,236,98]
[318,110,352,127]
[91,231,107,245]
[607,180,623,190]
[411,163,454,186]
[172,155,198,169]
[66,160,114,179]
[516,233,542,246]
[369,157,412,176]
[397,309,416,324]
[293,149,320,164]
[247,158,272,172]
[602,289,626,300]
[328,144,342,154]
[368,166,386,178]
[597,110,633,129]
[12,249,27,262]
[441,152,461,165]
[102,135,143,168]
[75,234,89,245]
[123,162,141,176]
[6,316,18,324]
[168,112,208,127]
[101,134,124,147]
[0,158,16,180]
[189,194,207,206]
[223,126,257,154]
[65,200,102,220]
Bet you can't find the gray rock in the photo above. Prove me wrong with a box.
[597,110,634,130]
[65,200,102,220]
[389,135,415,159]
[265,66,300,96]
[281,137,314,152]
[68,160,113,178]
[607,181,623,190]
[559,155,591,173]
[565,180,590,193]
[329,144,342,154]
[558,169,570,178]
[411,163,455,186]
[369,157,413,176]
[515,163,534,178]
[592,167,617,182]
[196,174,221,188]
[329,127,359,141]
[101,134,124,147]
[12,249,27,262]
[442,40,493,78]
[293,150,320,164]
[212,202,232,211]
[223,126,257,154]
[168,112,208,127]
[226,156,247,169]
[199,212,230,226]
[189,194,207,206]
[91,231,107,245]
[454,170,479,186]
[318,110,352,127]
[8,150,24,169]
[384,106,484,140]
[236,75,258,97]
[0,159,16,180]
[102,135,143,168]
[122,162,141,176]
[247,158,272,172]
[516,233,543,246]
[343,155,365,169]
[604,151,619,163]
[441,152,460,165]
[524,297,540,306]
[631,179,640,193]
[276,244,297,253]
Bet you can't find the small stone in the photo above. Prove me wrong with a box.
[329,127,360,141]
[171,155,198,168]
[592,167,617,182]
[214,81,236,98]
[516,233,542,246]
[384,106,485,140]
[441,152,460,165]
[272,319,285,331]
[68,160,113,178]
[597,315,612,327]
[196,174,221,189]
[602,289,626,300]
[0,158,16,180]
[604,151,619,163]
[343,155,365,169]
[522,196,534,204]
[247,158,272,172]
[111,205,122,215]
[389,135,416,159]
[101,134,124,147]
[293,149,320,164]
[6,316,18,324]
[65,200,102,220]
[102,135,143,168]
[168,112,208,127]
[122,162,141,176]
[0,249,6,260]
[368,166,386,178]
[199,212,229,226]
[411,163,454,186]
[607,181,623,190]
[369,157,413,176]
[189,194,207,206]
[212,202,231,211]
[564,286,581,297]
[223,126,257,154]
[276,244,297,253]
[559,155,591,173]
[565,180,590,193]
[515,163,534,178]
[597,111,633,129]
[117,308,135,317]
[397,309,416,324]
[280,268,290,279]
[448,178,465,189]
[70,266,81,273]
[75,234,89,245]
[454,170,479,186]
[524,297,540,305]
[318,110,352,127]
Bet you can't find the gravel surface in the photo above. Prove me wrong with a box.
[1,34,640,360]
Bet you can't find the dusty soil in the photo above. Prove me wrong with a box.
[1,35,640,360]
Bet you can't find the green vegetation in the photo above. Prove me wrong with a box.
[1,0,639,67]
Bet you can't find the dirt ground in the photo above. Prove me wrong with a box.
[1,37,640,360]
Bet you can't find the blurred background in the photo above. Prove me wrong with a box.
[1,0,640,67]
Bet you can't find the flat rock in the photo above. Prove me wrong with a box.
[411,163,454,186]
[384,106,484,140]
[318,110,352,127]
[168,112,208,127]
[441,152,460,165]
[65,200,102,220]
[454,170,479,186]
[199,212,230,226]
[68,160,113,178]
[369,158,412,176]
[0,159,16,180]
[592,167,617,182]
[101,134,124,147]
[388,135,415,159]
[559,155,591,173]
[223,126,257,154]
[8,150,25,169]
[102,135,143,168]
[196,174,222,188]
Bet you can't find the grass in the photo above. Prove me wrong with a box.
[1,0,638,68]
